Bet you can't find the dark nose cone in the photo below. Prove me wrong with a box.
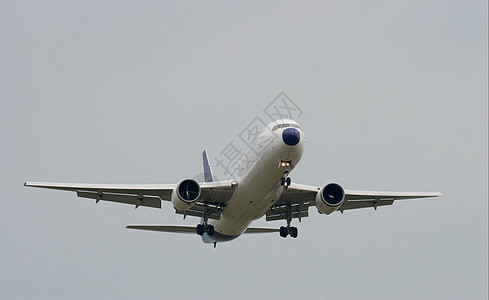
[282,128,300,146]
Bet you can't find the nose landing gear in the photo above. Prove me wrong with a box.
[280,161,292,188]
[280,176,291,187]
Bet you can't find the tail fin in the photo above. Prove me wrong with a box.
[202,150,214,182]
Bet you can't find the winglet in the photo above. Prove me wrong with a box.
[202,150,214,182]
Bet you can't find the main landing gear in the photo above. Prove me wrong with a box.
[196,223,214,236]
[280,226,298,238]
[279,204,298,238]
[196,212,214,236]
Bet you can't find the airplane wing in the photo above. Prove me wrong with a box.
[24,181,236,218]
[266,183,441,221]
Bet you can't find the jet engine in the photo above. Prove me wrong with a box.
[171,179,201,211]
[315,183,345,215]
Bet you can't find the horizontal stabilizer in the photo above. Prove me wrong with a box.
[126,225,279,235]
[126,225,196,234]
[243,227,279,234]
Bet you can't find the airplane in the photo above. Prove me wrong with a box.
[25,119,441,247]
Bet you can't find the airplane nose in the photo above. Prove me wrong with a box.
[282,128,300,146]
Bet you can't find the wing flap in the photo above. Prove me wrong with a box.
[25,180,236,216]
[25,181,174,199]
[177,202,223,220]
[266,202,309,221]
[271,182,441,220]
[340,199,394,211]
[339,190,441,212]
[344,190,442,201]
[77,191,161,208]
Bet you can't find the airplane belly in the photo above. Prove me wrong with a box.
[211,140,298,237]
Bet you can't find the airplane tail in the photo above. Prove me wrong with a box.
[202,150,214,182]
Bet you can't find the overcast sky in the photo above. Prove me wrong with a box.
[1,1,487,299]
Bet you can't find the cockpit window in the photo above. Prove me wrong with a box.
[272,123,302,131]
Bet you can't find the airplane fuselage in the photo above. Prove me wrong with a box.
[204,120,304,243]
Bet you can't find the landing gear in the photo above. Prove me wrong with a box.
[207,224,215,236]
[280,176,291,187]
[196,224,214,236]
[289,226,298,238]
[279,225,298,238]
[280,168,292,188]
[279,204,298,238]
[196,209,215,236]
[196,223,214,236]
[196,224,205,236]
[279,226,288,237]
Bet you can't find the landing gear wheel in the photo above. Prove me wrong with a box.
[280,177,286,186]
[196,224,205,236]
[289,226,298,238]
[206,225,215,236]
[286,177,291,186]
[279,226,288,238]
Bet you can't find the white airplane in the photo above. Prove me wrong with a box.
[25,119,441,247]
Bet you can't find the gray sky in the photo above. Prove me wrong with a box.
[1,1,487,299]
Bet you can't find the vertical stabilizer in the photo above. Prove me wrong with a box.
[202,150,214,182]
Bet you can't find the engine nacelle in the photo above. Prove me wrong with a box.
[171,179,201,211]
[315,183,345,215]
